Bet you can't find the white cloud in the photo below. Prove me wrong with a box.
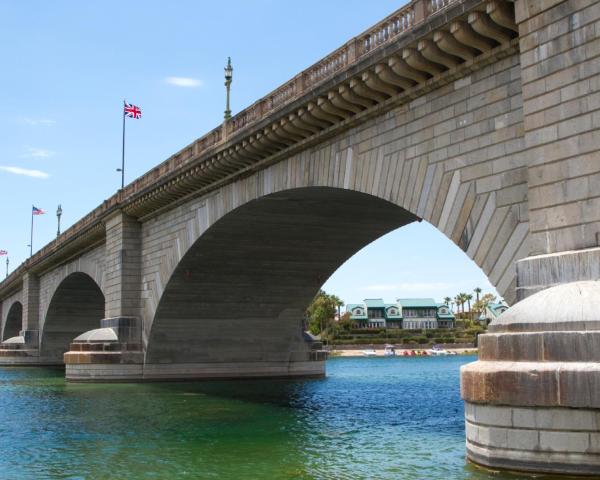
[165,76,203,88]
[21,147,54,158]
[0,166,50,179]
[20,117,56,126]
[363,282,455,293]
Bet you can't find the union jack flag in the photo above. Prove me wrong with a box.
[0,250,7,256]
[124,102,142,119]
[32,206,45,215]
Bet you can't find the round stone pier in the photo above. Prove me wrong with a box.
[461,281,600,476]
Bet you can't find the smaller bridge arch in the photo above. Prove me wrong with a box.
[3,301,23,341]
[40,272,105,363]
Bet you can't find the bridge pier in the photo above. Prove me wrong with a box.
[0,274,49,365]
[64,319,326,382]
[462,0,600,473]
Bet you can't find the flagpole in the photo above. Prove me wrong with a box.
[121,99,126,189]
[30,206,34,257]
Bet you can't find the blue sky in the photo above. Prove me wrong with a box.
[0,1,498,303]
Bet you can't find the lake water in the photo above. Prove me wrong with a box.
[0,356,554,479]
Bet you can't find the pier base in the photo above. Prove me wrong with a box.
[64,316,326,382]
[461,281,600,476]
[65,359,326,382]
[0,330,60,366]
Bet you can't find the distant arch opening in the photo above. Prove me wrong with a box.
[41,272,104,363]
[3,302,23,341]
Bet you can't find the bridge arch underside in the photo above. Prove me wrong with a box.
[3,302,22,341]
[41,272,104,363]
[147,186,463,376]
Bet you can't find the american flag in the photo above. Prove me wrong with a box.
[32,206,45,215]
[0,250,7,256]
[124,102,142,119]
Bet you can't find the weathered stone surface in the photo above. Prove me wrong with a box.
[465,402,600,475]
[462,280,600,475]
[490,280,600,332]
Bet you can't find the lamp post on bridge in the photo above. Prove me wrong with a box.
[5,257,8,278]
[56,204,62,238]
[224,57,233,120]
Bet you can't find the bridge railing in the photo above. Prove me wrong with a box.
[0,0,459,293]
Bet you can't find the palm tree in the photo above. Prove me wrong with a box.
[444,296,451,306]
[461,293,469,315]
[465,294,473,320]
[454,295,462,315]
[474,287,482,316]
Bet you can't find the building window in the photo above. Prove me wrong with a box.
[368,309,384,319]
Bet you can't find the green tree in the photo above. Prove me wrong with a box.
[465,293,473,320]
[474,287,482,314]
[472,293,497,320]
[443,296,451,306]
[454,294,462,315]
[306,289,344,336]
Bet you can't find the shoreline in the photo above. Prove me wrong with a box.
[328,347,478,357]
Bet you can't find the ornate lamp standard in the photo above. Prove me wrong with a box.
[224,57,233,120]
[56,204,62,238]
[5,257,8,278]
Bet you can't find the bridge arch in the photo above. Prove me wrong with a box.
[3,301,22,341]
[145,177,524,365]
[40,272,105,363]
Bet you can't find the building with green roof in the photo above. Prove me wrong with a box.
[346,299,402,329]
[398,298,454,329]
[478,302,508,326]
[347,298,454,329]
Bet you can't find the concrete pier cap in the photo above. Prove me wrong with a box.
[461,280,600,476]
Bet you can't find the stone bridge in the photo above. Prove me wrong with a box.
[2,0,600,474]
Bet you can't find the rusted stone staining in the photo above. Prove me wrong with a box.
[462,361,600,408]
[462,281,600,474]
[478,331,600,362]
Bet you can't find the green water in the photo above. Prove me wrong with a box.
[0,356,561,479]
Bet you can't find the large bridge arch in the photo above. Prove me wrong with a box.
[140,51,529,349]
[145,169,527,365]
[40,272,105,363]
[2,301,23,341]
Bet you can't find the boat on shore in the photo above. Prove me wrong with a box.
[428,345,451,356]
[361,348,377,357]
[383,345,396,356]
